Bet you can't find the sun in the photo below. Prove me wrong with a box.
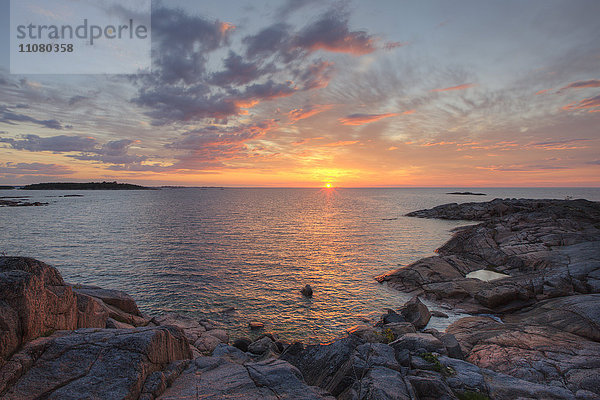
[324,183,332,188]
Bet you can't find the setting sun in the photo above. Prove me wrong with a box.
[325,183,332,188]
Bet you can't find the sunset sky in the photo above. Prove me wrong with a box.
[0,0,599,187]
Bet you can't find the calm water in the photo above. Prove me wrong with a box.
[2,187,599,342]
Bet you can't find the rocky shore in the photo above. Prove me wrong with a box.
[1,198,599,399]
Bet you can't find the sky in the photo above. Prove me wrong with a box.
[0,0,599,187]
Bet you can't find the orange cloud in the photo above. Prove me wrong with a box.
[431,83,477,92]
[323,140,359,147]
[339,112,399,126]
[562,95,600,112]
[559,80,600,91]
[219,22,236,35]
[288,105,332,122]
[535,89,548,95]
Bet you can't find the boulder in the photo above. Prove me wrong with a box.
[233,337,252,352]
[346,325,380,343]
[280,335,363,396]
[72,285,141,316]
[248,336,279,355]
[152,313,206,343]
[399,296,431,329]
[194,333,222,354]
[249,321,264,330]
[339,366,412,400]
[0,257,79,365]
[378,309,405,326]
[301,284,313,297]
[406,370,456,400]
[390,333,446,355]
[74,292,109,329]
[0,326,191,399]
[382,322,416,338]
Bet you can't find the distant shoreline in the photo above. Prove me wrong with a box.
[20,182,155,190]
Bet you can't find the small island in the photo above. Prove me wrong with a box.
[446,191,486,196]
[21,181,154,190]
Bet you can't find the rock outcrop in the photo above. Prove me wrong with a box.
[376,199,600,399]
[0,327,191,399]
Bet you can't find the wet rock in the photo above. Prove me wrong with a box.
[301,284,314,297]
[249,321,264,330]
[399,296,431,329]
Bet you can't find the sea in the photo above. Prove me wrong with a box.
[2,187,599,342]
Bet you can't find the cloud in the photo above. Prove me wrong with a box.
[478,164,570,172]
[383,41,408,50]
[209,51,269,86]
[288,105,332,122]
[243,10,377,58]
[69,139,147,165]
[431,83,477,92]
[323,140,359,147]
[297,60,335,90]
[0,105,63,130]
[339,112,399,125]
[275,0,324,18]
[0,162,74,175]
[528,138,591,150]
[0,134,96,152]
[166,120,277,170]
[132,6,380,126]
[0,134,145,166]
[293,10,377,55]
[562,95,600,112]
[150,7,233,85]
[559,80,600,91]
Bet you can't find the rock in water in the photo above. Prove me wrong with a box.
[399,296,431,329]
[249,321,264,330]
[301,284,313,297]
